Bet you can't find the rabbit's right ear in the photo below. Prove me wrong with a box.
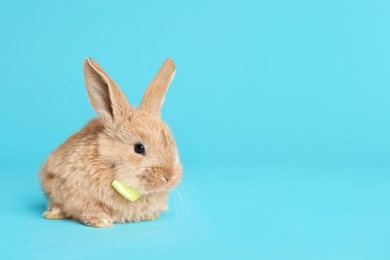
[83,58,131,126]
[139,58,175,117]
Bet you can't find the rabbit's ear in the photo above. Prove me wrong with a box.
[139,58,176,117]
[83,58,131,125]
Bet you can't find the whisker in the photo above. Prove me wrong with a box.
[173,189,184,224]
[175,188,183,222]
[176,185,191,216]
[173,189,180,222]
[177,184,192,215]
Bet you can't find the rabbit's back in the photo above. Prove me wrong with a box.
[40,118,109,217]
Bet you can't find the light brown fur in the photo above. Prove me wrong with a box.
[40,58,182,228]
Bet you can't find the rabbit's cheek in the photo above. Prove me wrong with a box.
[140,172,165,192]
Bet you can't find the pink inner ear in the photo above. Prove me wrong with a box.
[84,58,131,125]
[85,67,114,118]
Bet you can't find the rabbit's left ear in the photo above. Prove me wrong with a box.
[139,58,176,117]
[83,58,131,126]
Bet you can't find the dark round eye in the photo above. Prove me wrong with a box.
[134,143,145,155]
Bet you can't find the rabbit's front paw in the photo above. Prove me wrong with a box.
[80,213,113,228]
[43,207,64,220]
[144,212,160,221]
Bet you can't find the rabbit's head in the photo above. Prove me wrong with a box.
[84,58,182,194]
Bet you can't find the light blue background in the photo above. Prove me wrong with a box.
[1,0,389,259]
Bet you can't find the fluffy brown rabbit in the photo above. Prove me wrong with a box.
[40,58,182,228]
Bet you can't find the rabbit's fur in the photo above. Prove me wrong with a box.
[40,58,182,228]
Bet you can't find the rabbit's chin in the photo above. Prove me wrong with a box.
[127,165,183,194]
[139,176,181,194]
[115,173,181,195]
[114,161,182,194]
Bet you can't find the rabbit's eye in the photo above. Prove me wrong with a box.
[134,143,145,155]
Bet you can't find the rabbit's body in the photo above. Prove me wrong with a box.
[40,58,182,227]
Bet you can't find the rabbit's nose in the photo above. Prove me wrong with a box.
[162,165,182,182]
[163,172,174,181]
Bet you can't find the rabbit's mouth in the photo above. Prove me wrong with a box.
[140,165,182,192]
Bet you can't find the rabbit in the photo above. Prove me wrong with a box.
[40,57,182,228]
